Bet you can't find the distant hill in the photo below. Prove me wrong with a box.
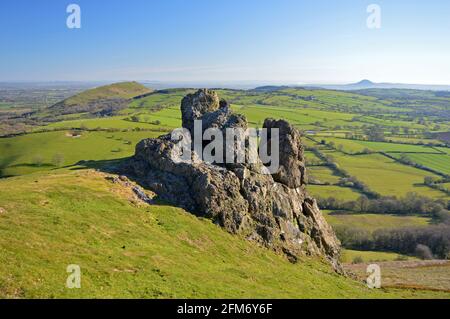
[253,80,450,92]
[250,85,291,92]
[311,80,450,91]
[48,82,152,116]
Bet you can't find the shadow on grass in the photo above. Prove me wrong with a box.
[7,163,55,168]
[69,157,179,208]
[68,157,130,173]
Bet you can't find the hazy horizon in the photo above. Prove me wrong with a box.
[1,0,450,84]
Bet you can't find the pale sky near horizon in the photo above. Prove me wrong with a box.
[1,0,450,84]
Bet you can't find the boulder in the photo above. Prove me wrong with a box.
[127,89,342,270]
[263,118,306,188]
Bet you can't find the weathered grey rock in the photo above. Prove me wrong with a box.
[263,118,306,188]
[181,89,221,134]
[127,89,342,270]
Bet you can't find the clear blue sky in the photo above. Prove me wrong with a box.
[1,0,450,84]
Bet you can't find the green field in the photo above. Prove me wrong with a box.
[340,250,417,263]
[386,136,444,145]
[332,153,447,198]
[323,211,431,232]
[308,166,341,184]
[126,89,192,111]
[390,153,450,175]
[304,150,325,165]
[0,130,161,177]
[307,185,362,201]
[318,137,441,154]
[435,147,450,156]
[57,82,151,107]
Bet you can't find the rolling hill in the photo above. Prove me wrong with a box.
[46,82,152,117]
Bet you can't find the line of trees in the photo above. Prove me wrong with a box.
[335,224,450,260]
[309,147,380,198]
[383,152,450,179]
[317,193,450,220]
[318,192,450,259]
[424,176,450,196]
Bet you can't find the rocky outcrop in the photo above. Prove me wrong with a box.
[263,119,306,188]
[127,89,341,270]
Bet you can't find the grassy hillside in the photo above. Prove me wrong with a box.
[0,169,448,299]
[40,82,152,118]
[56,82,152,107]
[340,250,417,263]
[0,130,161,177]
[323,211,432,232]
[331,153,446,198]
[0,87,449,298]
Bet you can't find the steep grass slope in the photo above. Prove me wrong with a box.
[0,169,448,298]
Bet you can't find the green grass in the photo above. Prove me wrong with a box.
[307,185,362,201]
[44,116,166,130]
[340,250,416,263]
[44,106,182,131]
[358,116,426,129]
[323,211,431,232]
[308,166,341,184]
[0,169,446,298]
[0,130,161,177]
[304,150,324,164]
[126,89,192,112]
[319,137,440,154]
[233,105,355,128]
[332,153,448,198]
[59,82,151,107]
[386,136,443,145]
[390,153,450,175]
[436,147,450,156]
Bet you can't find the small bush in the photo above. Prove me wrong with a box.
[415,244,434,260]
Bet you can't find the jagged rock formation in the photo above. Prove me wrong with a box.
[127,89,341,269]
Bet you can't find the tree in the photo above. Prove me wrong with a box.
[32,155,44,167]
[355,196,370,212]
[415,244,434,260]
[400,154,412,164]
[390,126,400,135]
[424,176,437,186]
[365,126,385,142]
[52,153,65,167]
